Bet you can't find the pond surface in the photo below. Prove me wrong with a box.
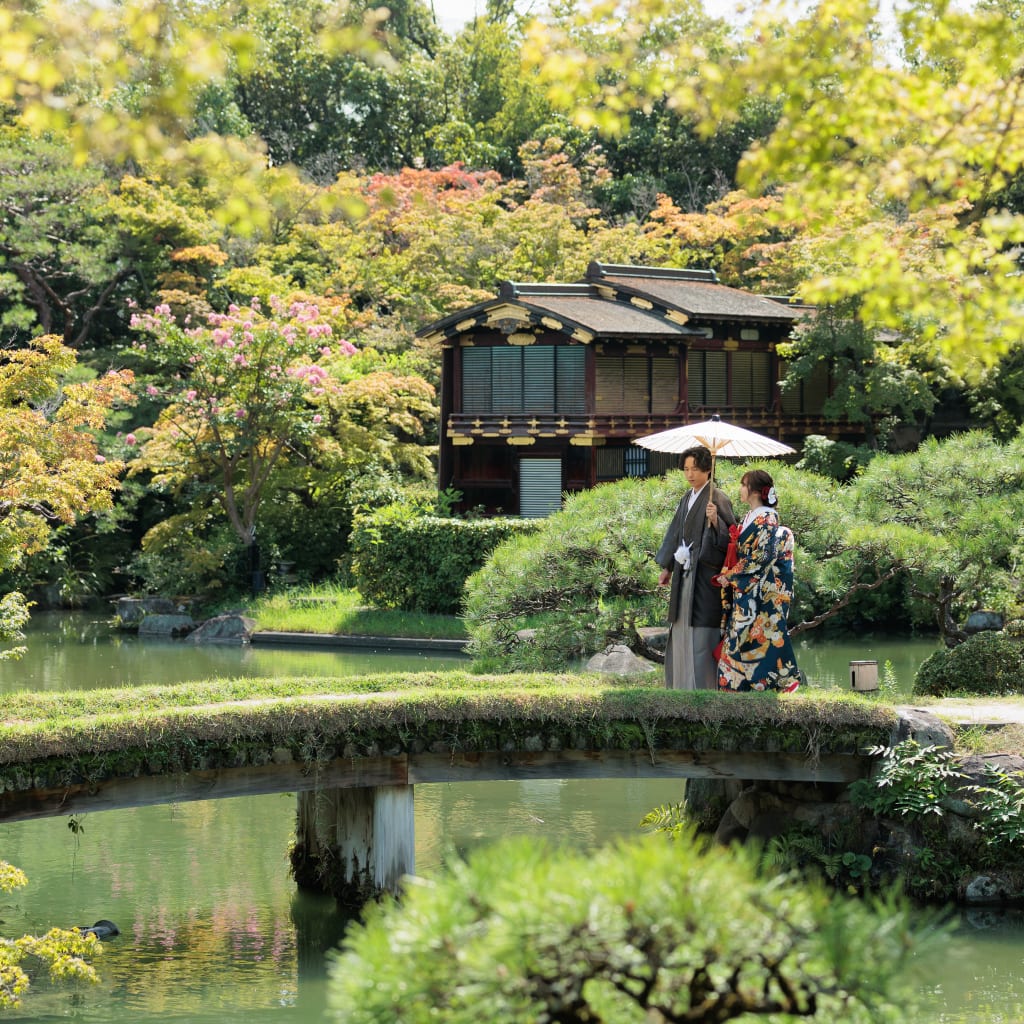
[0,613,1017,1023]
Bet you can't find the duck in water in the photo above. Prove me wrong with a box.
[78,919,119,940]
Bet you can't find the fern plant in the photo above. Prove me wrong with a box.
[640,802,688,839]
[852,741,968,819]
[970,765,1024,849]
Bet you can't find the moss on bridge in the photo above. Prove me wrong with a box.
[0,673,896,797]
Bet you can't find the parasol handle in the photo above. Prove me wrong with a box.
[710,451,717,505]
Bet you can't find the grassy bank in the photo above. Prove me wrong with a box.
[243,583,468,640]
[0,677,895,780]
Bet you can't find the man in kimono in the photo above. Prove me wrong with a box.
[655,445,736,689]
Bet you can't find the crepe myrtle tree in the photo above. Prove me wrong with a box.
[127,298,356,575]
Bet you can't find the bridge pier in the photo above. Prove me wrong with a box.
[291,784,415,908]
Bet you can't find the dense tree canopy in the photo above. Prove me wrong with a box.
[527,0,1024,370]
[1,0,1023,603]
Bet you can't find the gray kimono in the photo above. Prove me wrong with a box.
[655,484,735,689]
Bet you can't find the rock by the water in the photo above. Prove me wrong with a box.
[138,614,195,637]
[188,613,256,645]
[116,597,176,625]
[964,875,1012,904]
[635,626,669,654]
[965,610,1005,634]
[585,644,656,675]
[892,708,956,750]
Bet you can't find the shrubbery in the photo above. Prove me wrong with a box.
[913,631,1024,695]
[462,465,916,672]
[328,830,942,1024]
[350,503,540,614]
[463,474,679,670]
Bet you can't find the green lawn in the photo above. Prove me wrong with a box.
[244,582,468,640]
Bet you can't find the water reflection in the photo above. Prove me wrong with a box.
[0,613,996,1023]
[0,611,467,693]
[794,633,941,696]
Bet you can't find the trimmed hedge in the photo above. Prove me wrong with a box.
[350,505,542,614]
[912,631,1024,696]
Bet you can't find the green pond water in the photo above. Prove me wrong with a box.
[0,613,1020,1023]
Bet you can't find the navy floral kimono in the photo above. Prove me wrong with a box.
[717,508,801,692]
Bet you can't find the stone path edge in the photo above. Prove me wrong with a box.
[250,630,468,653]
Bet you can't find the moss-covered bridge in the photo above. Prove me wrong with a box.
[0,673,901,903]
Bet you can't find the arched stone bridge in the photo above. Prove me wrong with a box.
[0,681,944,904]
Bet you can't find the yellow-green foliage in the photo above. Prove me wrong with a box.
[0,927,100,1009]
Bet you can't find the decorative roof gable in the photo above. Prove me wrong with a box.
[418,262,798,345]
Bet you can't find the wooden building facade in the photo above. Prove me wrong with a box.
[421,262,835,517]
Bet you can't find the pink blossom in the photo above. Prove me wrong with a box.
[235,408,247,419]
[338,340,357,355]
[212,328,231,346]
[95,454,106,463]
[312,414,322,425]
[233,354,247,365]
[146,385,159,396]
[125,433,137,446]
[185,390,197,401]
[154,303,172,315]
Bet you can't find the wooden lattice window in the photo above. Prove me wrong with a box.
[688,350,727,407]
[461,344,585,414]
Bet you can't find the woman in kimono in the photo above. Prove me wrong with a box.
[715,470,801,693]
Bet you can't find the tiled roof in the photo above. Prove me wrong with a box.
[586,263,796,322]
[417,262,800,339]
[512,294,694,337]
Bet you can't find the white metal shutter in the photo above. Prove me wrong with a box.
[519,459,563,518]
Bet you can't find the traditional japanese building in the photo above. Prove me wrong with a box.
[421,261,833,517]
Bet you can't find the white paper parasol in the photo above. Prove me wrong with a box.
[634,414,796,490]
